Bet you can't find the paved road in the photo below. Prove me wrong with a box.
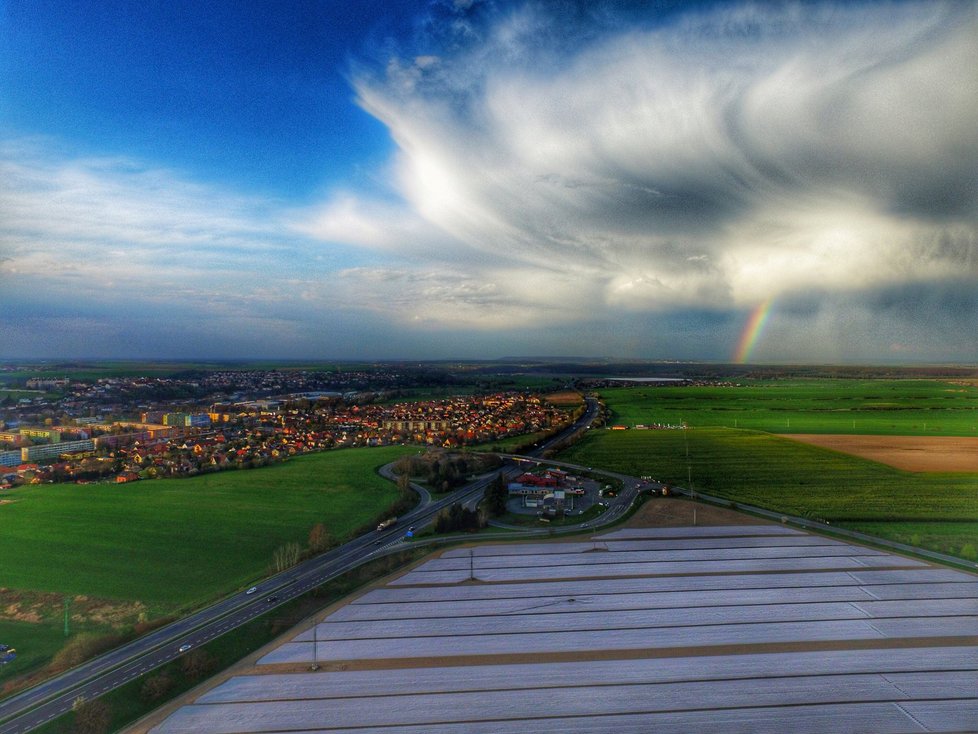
[4,393,964,733]
[493,450,652,532]
[0,398,601,734]
[496,449,978,572]
[0,479,491,734]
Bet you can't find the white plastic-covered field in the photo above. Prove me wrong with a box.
[150,525,978,734]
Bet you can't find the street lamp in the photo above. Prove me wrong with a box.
[684,422,696,526]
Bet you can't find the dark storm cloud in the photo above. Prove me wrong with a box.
[291,1,978,361]
[8,2,975,362]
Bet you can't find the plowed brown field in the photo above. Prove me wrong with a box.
[785,434,978,472]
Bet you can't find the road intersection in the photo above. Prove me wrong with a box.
[0,400,605,734]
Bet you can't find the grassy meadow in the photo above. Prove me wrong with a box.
[0,621,69,681]
[565,379,978,559]
[563,428,978,556]
[0,446,412,611]
[0,360,374,382]
[602,379,978,435]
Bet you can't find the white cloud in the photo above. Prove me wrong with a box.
[330,264,599,329]
[0,138,312,300]
[6,2,977,361]
[292,192,452,256]
[304,0,977,340]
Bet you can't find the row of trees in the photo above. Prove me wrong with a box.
[271,521,336,572]
[483,474,508,517]
[393,451,502,492]
[432,502,486,533]
[69,646,217,734]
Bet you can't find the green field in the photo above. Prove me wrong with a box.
[601,379,978,435]
[834,521,978,560]
[0,446,412,610]
[0,361,229,381]
[0,360,370,381]
[0,390,44,398]
[570,376,978,558]
[0,621,70,681]
[562,428,978,557]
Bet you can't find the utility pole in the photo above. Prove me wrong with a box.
[310,617,320,671]
[685,423,696,526]
[469,549,475,582]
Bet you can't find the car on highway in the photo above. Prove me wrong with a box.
[246,586,257,594]
[266,595,278,602]
[178,644,192,653]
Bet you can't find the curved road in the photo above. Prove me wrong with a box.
[0,398,602,734]
[4,393,964,733]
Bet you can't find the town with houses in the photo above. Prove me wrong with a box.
[0,366,575,489]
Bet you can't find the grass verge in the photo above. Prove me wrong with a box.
[600,379,978,436]
[31,547,429,734]
[560,429,978,557]
[0,447,414,610]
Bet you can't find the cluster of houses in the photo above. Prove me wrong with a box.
[2,428,344,487]
[374,393,562,445]
[276,394,563,451]
[0,392,572,488]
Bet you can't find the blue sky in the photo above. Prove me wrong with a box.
[1,0,976,362]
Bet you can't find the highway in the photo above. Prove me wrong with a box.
[0,398,601,734]
[4,392,960,733]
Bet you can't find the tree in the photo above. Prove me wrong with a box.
[181,648,216,681]
[51,633,107,673]
[393,455,414,475]
[307,523,332,554]
[71,697,111,734]
[433,503,485,534]
[273,542,302,572]
[484,474,508,517]
[140,672,174,703]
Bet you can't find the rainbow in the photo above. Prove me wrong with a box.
[734,298,774,364]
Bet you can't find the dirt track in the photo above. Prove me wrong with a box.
[785,434,978,472]
[625,496,771,528]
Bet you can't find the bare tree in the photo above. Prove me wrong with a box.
[307,522,332,553]
[273,541,302,571]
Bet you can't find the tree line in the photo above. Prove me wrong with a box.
[393,451,502,492]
